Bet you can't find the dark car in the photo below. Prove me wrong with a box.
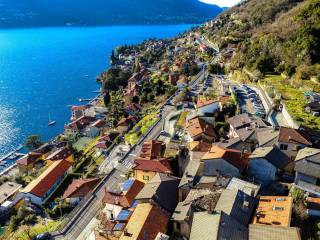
[33,232,52,240]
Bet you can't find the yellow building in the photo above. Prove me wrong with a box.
[16,152,43,174]
[45,147,74,164]
[120,203,169,240]
[133,159,172,183]
[252,196,293,227]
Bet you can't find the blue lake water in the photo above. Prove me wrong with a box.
[0,24,193,157]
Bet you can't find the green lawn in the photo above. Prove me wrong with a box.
[12,220,61,240]
[125,112,158,145]
[260,74,320,129]
[176,111,188,129]
[72,137,94,152]
[164,140,181,158]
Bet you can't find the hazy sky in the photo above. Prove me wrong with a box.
[200,0,240,7]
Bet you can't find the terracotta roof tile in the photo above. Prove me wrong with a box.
[196,99,218,108]
[95,142,107,149]
[137,140,163,160]
[23,159,72,198]
[189,141,212,152]
[133,159,172,174]
[252,196,293,227]
[120,203,170,240]
[201,146,249,170]
[62,178,100,199]
[65,116,96,131]
[279,127,312,145]
[16,152,42,166]
[117,116,138,127]
[127,103,142,112]
[219,96,231,105]
[187,117,217,140]
[91,119,106,128]
[103,179,144,208]
[71,105,88,111]
[46,147,73,161]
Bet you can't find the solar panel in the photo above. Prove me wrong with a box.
[115,209,131,221]
[113,223,125,231]
[130,199,138,209]
[121,179,134,191]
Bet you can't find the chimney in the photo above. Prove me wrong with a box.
[251,189,255,197]
[242,200,249,210]
[240,147,245,159]
[242,193,249,211]
[115,196,120,205]
[256,213,261,223]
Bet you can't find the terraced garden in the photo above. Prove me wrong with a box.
[260,74,320,129]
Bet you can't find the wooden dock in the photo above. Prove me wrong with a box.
[0,145,23,162]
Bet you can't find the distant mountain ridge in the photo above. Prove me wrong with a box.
[0,0,223,28]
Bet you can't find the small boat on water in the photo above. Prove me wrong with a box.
[48,113,56,126]
[84,74,89,77]
[48,120,56,126]
[7,153,17,160]
[78,98,91,102]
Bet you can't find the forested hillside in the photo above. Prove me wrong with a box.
[203,0,320,81]
[0,0,223,28]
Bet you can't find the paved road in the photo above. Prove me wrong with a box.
[52,110,165,240]
[99,144,130,173]
[53,164,128,240]
[52,67,205,240]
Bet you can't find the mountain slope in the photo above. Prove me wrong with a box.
[0,0,223,28]
[203,0,320,79]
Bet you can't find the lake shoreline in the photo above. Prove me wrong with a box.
[0,24,194,158]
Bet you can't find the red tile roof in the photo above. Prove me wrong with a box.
[91,119,106,128]
[137,140,163,161]
[71,105,88,111]
[196,99,218,108]
[279,127,312,145]
[62,178,100,199]
[95,142,107,149]
[133,159,172,174]
[189,141,212,152]
[46,147,73,161]
[117,116,138,127]
[187,117,217,139]
[99,132,120,142]
[65,116,96,131]
[127,103,142,112]
[122,203,170,240]
[219,96,231,105]
[16,152,42,166]
[23,159,72,198]
[201,146,249,170]
[103,179,144,208]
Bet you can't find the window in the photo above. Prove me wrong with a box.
[273,206,284,211]
[176,223,180,230]
[280,144,288,150]
[316,178,320,186]
[143,175,149,181]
